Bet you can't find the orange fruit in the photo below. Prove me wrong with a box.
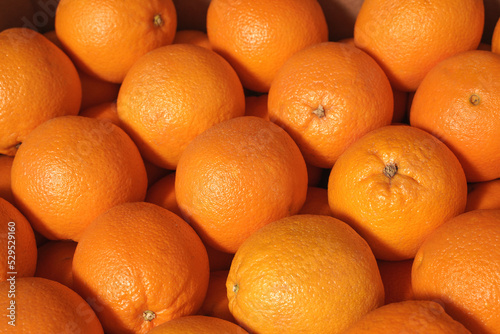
[173,29,212,49]
[145,315,248,334]
[0,197,37,281]
[0,155,14,204]
[197,270,236,323]
[0,0,35,32]
[377,259,414,304]
[298,186,333,216]
[317,0,364,41]
[0,27,81,156]
[172,0,211,32]
[465,179,500,211]
[343,300,471,333]
[492,17,500,54]
[145,172,182,217]
[354,0,484,91]
[409,50,500,183]
[328,125,468,261]
[0,277,104,333]
[117,44,245,169]
[206,0,329,92]
[412,209,500,334]
[55,0,177,83]
[175,116,308,253]
[11,115,148,241]
[79,101,121,126]
[227,214,384,333]
[34,240,77,289]
[72,202,210,334]
[244,94,269,120]
[268,42,393,168]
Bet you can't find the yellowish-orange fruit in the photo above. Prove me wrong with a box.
[227,214,384,334]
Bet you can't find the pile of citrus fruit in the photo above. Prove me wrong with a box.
[1,0,500,333]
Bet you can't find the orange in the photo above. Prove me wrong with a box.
[72,202,210,334]
[206,0,328,92]
[145,315,248,334]
[172,0,211,32]
[197,270,236,323]
[44,29,122,110]
[173,29,212,49]
[244,94,269,120]
[227,214,384,333]
[377,259,414,304]
[492,17,500,54]
[0,27,81,156]
[328,125,468,261]
[175,116,308,253]
[0,155,14,204]
[317,0,364,41]
[79,101,121,126]
[409,50,500,182]
[0,197,37,281]
[55,0,177,83]
[117,44,245,169]
[146,172,182,217]
[465,179,500,211]
[11,115,148,241]
[298,186,333,216]
[412,209,500,334]
[343,300,471,333]
[0,0,35,32]
[354,0,484,91]
[34,240,77,289]
[268,42,393,168]
[0,277,104,333]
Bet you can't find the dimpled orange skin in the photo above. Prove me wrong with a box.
[175,116,308,254]
[206,0,329,93]
[268,42,394,168]
[343,300,471,333]
[492,17,500,54]
[55,0,177,83]
[354,0,484,92]
[328,125,468,261]
[0,28,82,156]
[227,214,384,334]
[117,44,245,170]
[0,277,104,333]
[11,115,148,241]
[0,197,37,281]
[412,210,500,334]
[409,50,500,183]
[72,202,210,334]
